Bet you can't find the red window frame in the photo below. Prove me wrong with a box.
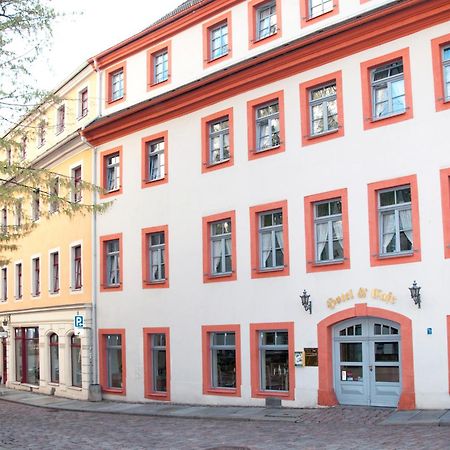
[202,12,233,68]
[105,62,127,107]
[98,329,126,395]
[431,33,450,112]
[141,131,169,189]
[147,41,172,91]
[143,327,171,401]
[300,0,339,28]
[100,233,123,292]
[15,327,39,385]
[100,146,123,199]
[440,168,450,259]
[248,0,282,50]
[141,225,169,289]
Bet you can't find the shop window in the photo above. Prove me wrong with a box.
[250,322,294,400]
[431,33,450,112]
[142,226,169,289]
[141,132,168,188]
[368,175,421,266]
[100,147,122,198]
[71,335,82,388]
[99,329,126,394]
[100,234,123,291]
[143,328,170,401]
[202,325,241,396]
[49,333,59,384]
[15,327,40,385]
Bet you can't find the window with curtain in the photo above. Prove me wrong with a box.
[309,82,338,135]
[210,219,232,275]
[443,45,450,101]
[314,198,343,262]
[105,152,120,192]
[256,1,277,40]
[258,210,283,269]
[255,101,280,151]
[148,232,165,282]
[208,117,230,165]
[106,240,120,286]
[147,139,165,182]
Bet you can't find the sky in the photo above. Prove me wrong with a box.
[36,0,185,90]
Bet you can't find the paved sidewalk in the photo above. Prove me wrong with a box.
[0,387,449,426]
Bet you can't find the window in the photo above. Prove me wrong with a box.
[250,322,294,400]
[203,13,232,68]
[49,177,59,213]
[202,325,241,397]
[105,62,126,105]
[49,333,59,384]
[20,136,27,160]
[143,328,170,400]
[431,33,450,112]
[32,189,40,222]
[309,0,333,18]
[50,251,59,294]
[210,23,228,60]
[1,267,7,301]
[14,200,22,228]
[1,207,6,234]
[15,263,22,300]
[368,175,421,266]
[31,257,40,296]
[300,0,339,26]
[202,211,237,283]
[72,245,82,290]
[56,105,65,134]
[304,188,350,272]
[142,226,169,289]
[100,234,122,291]
[99,330,126,394]
[247,91,285,160]
[440,168,450,259]
[15,327,40,385]
[147,42,171,89]
[72,166,82,203]
[6,147,11,166]
[361,48,413,130]
[37,122,46,147]
[100,147,122,198]
[250,201,289,278]
[141,132,168,188]
[248,0,281,49]
[71,335,82,387]
[309,83,337,135]
[79,88,88,118]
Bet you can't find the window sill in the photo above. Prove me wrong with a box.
[68,385,82,391]
[253,389,292,400]
[148,78,170,88]
[145,391,170,401]
[253,31,278,45]
[108,96,124,104]
[144,279,167,285]
[101,387,125,395]
[253,144,281,154]
[77,113,88,121]
[257,266,286,273]
[311,259,345,267]
[55,129,64,136]
[205,158,231,168]
[204,387,239,397]
[142,177,168,189]
[306,128,339,140]
[206,51,230,65]
[306,8,335,22]
[48,382,59,387]
[377,251,415,259]
[369,109,408,123]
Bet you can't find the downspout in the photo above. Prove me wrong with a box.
[94,57,103,119]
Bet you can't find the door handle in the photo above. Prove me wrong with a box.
[369,365,373,372]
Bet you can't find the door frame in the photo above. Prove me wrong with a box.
[317,303,415,410]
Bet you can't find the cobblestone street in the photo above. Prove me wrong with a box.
[0,400,449,450]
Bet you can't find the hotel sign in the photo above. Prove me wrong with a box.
[327,288,397,309]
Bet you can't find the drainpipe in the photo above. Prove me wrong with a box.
[93,57,103,118]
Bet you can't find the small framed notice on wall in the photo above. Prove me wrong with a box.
[304,348,318,367]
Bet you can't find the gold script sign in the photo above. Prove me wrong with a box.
[327,288,397,309]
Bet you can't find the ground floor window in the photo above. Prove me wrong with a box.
[71,335,82,387]
[99,330,126,394]
[15,327,39,385]
[49,333,59,384]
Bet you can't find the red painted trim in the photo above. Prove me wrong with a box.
[98,328,126,395]
[250,322,295,400]
[440,168,450,259]
[299,70,344,147]
[304,188,350,272]
[105,61,127,108]
[141,131,169,189]
[99,146,123,199]
[201,108,234,173]
[367,174,421,267]
[248,0,282,50]
[247,90,285,161]
[202,211,237,283]
[317,304,415,410]
[147,41,172,91]
[300,0,339,28]
[143,327,171,401]
[447,316,450,394]
[202,12,233,69]
[201,324,241,396]
[99,233,123,292]
[431,32,450,112]
[83,1,450,146]
[141,225,169,289]
[360,48,413,130]
[249,200,289,278]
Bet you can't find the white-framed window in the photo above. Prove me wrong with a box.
[443,45,450,101]
[309,0,333,18]
[371,60,405,119]
[15,262,22,300]
[378,185,413,256]
[32,189,40,222]
[208,117,230,165]
[50,251,59,294]
[256,1,277,41]
[259,330,289,392]
[258,209,284,270]
[49,333,59,384]
[314,198,343,263]
[255,101,280,152]
[153,49,168,84]
[210,219,232,276]
[309,82,338,136]
[56,105,65,134]
[210,22,228,60]
[79,87,88,118]
[71,245,82,290]
[37,122,46,147]
[105,152,120,192]
[210,331,236,389]
[14,200,22,228]
[148,232,165,282]
[146,139,165,182]
[1,207,6,234]
[106,240,120,287]
[49,177,59,213]
[111,69,124,101]
[31,257,40,297]
[72,165,82,203]
[1,267,7,301]
[20,136,27,160]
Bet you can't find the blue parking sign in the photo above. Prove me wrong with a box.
[74,315,84,329]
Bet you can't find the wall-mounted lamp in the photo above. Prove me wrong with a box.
[299,289,312,314]
[409,281,421,309]
[2,315,10,327]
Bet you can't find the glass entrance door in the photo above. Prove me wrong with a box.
[334,318,401,407]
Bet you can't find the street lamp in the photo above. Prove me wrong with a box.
[299,289,312,314]
[409,281,421,309]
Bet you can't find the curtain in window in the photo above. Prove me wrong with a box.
[261,232,272,267]
[399,209,413,244]
[109,256,119,285]
[212,240,222,273]
[382,213,396,253]
[107,168,116,191]
[333,220,344,249]
[151,249,161,279]
[316,222,328,257]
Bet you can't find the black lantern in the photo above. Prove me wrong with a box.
[409,281,421,309]
[300,289,312,314]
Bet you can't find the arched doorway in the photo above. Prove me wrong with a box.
[333,317,401,407]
